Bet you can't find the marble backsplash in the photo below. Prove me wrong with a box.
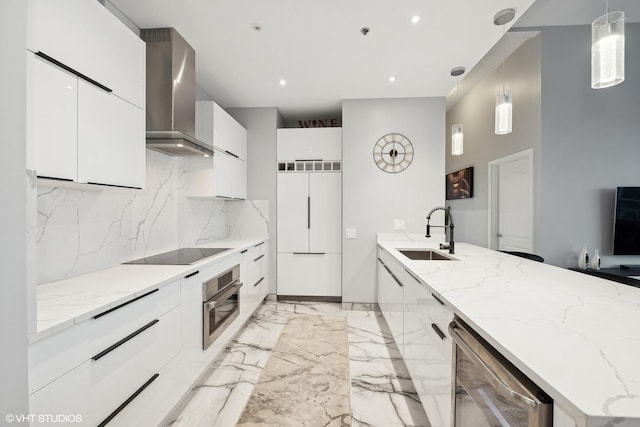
[37,150,230,284]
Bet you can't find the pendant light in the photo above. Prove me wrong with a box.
[494,8,515,135]
[591,1,625,89]
[450,66,465,156]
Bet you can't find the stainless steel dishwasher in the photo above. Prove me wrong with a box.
[449,317,553,427]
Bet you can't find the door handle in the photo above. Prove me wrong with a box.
[307,196,310,229]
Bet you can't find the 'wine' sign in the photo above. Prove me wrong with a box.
[298,119,339,128]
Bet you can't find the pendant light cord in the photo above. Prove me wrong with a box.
[502,22,506,94]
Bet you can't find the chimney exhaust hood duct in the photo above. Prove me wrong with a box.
[141,28,213,157]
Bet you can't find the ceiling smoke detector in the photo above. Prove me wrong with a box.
[360,27,370,36]
[251,23,262,31]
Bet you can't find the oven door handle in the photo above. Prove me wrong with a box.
[449,321,537,409]
[205,280,243,311]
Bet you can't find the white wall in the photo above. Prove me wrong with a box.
[342,98,445,303]
[0,0,29,417]
[446,35,542,252]
[228,107,284,294]
[539,24,640,268]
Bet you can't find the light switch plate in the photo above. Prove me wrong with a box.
[345,228,357,239]
[394,219,405,230]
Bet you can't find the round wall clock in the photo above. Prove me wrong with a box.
[373,133,414,173]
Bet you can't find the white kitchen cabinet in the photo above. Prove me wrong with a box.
[27,0,145,108]
[26,3,146,189]
[277,253,341,297]
[186,150,246,199]
[277,172,310,252]
[77,80,145,188]
[26,52,77,181]
[377,247,404,354]
[191,101,247,199]
[213,102,247,160]
[276,128,342,161]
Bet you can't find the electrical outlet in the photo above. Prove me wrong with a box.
[394,219,405,230]
[345,228,357,239]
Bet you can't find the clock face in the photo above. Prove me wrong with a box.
[373,133,414,173]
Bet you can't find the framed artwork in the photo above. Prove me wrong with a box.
[446,167,473,200]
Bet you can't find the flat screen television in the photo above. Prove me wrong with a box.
[613,187,640,255]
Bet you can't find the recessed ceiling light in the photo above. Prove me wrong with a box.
[411,15,420,24]
[176,143,184,147]
[203,153,210,158]
[389,76,397,83]
[279,79,287,86]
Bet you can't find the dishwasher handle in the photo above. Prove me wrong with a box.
[449,320,538,409]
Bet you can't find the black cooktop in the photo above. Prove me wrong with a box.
[125,247,231,265]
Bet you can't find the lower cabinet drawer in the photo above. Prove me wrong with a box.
[29,280,180,393]
[277,253,341,297]
[30,306,180,426]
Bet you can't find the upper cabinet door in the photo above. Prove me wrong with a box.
[77,81,145,188]
[212,103,247,159]
[309,173,342,253]
[276,128,342,161]
[233,158,247,199]
[212,150,233,198]
[27,0,145,108]
[276,173,310,253]
[27,52,78,181]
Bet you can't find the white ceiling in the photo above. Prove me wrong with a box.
[109,0,537,121]
[514,0,640,27]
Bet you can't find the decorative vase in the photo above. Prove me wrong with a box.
[591,249,601,271]
[578,243,589,270]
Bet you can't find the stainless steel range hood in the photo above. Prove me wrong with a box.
[141,28,213,157]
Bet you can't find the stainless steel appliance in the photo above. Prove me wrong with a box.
[449,317,553,427]
[203,265,242,349]
[125,247,230,265]
[140,28,213,157]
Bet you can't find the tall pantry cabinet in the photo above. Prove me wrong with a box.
[276,128,342,298]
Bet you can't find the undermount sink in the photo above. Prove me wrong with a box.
[398,249,456,261]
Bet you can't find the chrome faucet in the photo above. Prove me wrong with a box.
[426,206,455,254]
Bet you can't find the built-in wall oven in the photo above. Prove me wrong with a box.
[203,265,242,350]
[449,317,553,427]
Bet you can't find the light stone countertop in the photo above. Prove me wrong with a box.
[33,237,268,343]
[377,234,640,425]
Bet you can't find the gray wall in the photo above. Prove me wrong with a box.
[446,36,542,252]
[540,24,640,267]
[342,98,445,303]
[0,0,29,417]
[228,107,284,294]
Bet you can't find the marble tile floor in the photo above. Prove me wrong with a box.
[168,301,430,427]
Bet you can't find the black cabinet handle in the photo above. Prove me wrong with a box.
[431,323,446,340]
[292,252,326,255]
[92,319,159,361]
[224,150,239,158]
[240,249,248,254]
[432,293,445,306]
[254,242,265,247]
[97,373,159,427]
[377,257,385,266]
[93,289,159,319]
[307,196,311,229]
[254,277,264,287]
[87,181,142,190]
[36,175,73,182]
[253,254,264,262]
[405,270,420,283]
[35,51,113,93]
[391,273,404,288]
[185,270,199,279]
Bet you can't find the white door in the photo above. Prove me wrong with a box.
[309,172,341,253]
[489,149,534,253]
[277,173,309,253]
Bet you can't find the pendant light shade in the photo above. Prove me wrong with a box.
[495,89,512,135]
[493,9,515,136]
[452,124,464,156]
[591,10,625,89]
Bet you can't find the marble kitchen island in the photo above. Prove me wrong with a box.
[377,235,640,427]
